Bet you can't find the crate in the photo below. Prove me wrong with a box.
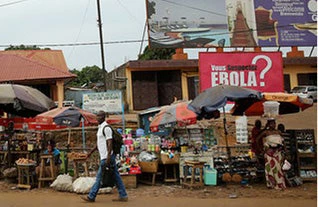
[138,159,159,173]
[160,153,180,164]
[204,168,217,185]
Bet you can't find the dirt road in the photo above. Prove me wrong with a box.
[0,184,317,207]
[0,192,316,207]
[0,181,316,207]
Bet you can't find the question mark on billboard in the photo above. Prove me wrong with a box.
[252,55,272,87]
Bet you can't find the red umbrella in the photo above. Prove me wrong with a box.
[150,101,197,132]
[231,92,314,116]
[35,106,98,127]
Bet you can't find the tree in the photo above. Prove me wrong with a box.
[5,45,50,50]
[138,46,175,60]
[147,1,156,19]
[67,65,104,87]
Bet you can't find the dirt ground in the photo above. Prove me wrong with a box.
[0,180,316,207]
[0,104,316,207]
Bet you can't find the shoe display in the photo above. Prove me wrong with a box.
[112,197,128,202]
[80,195,95,202]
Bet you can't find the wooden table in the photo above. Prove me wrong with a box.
[0,150,40,167]
[17,163,37,189]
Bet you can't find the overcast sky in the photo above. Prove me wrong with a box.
[0,0,148,71]
[0,0,316,72]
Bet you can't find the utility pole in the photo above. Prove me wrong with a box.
[96,0,107,91]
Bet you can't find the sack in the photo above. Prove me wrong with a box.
[50,174,73,192]
[73,177,96,194]
[101,166,115,188]
[103,125,123,155]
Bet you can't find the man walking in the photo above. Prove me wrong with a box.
[81,110,128,202]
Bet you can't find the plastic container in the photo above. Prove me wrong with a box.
[181,146,188,153]
[204,167,217,185]
[263,101,280,117]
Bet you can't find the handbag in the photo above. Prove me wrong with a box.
[101,165,115,188]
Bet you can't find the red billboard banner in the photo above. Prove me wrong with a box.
[199,52,284,92]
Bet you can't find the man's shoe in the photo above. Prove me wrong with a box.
[112,197,128,202]
[80,195,95,202]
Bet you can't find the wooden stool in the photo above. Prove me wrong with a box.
[17,164,36,189]
[138,172,159,186]
[163,164,178,183]
[182,160,206,189]
[38,154,55,188]
[73,158,89,178]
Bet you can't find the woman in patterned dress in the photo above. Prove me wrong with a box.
[257,118,286,190]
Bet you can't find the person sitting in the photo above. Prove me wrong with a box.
[36,140,61,178]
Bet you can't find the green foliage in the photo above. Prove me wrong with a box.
[138,46,175,60]
[5,45,50,50]
[67,65,105,87]
[147,1,156,19]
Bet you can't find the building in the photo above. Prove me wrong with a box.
[118,47,316,111]
[0,50,76,107]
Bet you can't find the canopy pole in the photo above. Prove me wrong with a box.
[82,118,86,151]
[121,102,125,133]
[223,106,232,173]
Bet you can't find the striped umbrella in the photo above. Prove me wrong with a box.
[150,101,197,132]
[231,92,314,116]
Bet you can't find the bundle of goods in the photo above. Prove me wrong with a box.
[160,150,180,164]
[67,152,87,160]
[138,151,159,173]
[15,158,36,165]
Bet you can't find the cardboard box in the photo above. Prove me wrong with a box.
[121,174,137,188]
[138,160,159,173]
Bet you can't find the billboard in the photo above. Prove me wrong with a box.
[199,52,284,92]
[82,90,123,114]
[146,0,316,48]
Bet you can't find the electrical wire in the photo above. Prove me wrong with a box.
[0,39,148,48]
[0,0,30,7]
[67,0,92,60]
[116,0,143,26]
[161,0,226,17]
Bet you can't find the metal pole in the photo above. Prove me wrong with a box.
[223,106,232,174]
[96,0,107,91]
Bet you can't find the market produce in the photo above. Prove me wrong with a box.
[67,152,87,160]
[15,158,36,165]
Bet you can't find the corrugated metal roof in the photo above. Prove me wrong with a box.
[0,54,76,82]
[0,50,69,72]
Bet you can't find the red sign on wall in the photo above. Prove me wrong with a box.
[199,52,284,92]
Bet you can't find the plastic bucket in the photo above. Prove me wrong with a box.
[263,101,280,117]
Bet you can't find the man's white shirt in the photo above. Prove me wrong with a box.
[97,121,112,160]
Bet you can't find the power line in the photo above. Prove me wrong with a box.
[0,39,148,48]
[0,24,314,48]
[0,0,30,7]
[67,0,92,60]
[162,0,226,17]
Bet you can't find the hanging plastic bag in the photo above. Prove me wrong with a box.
[282,159,291,171]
